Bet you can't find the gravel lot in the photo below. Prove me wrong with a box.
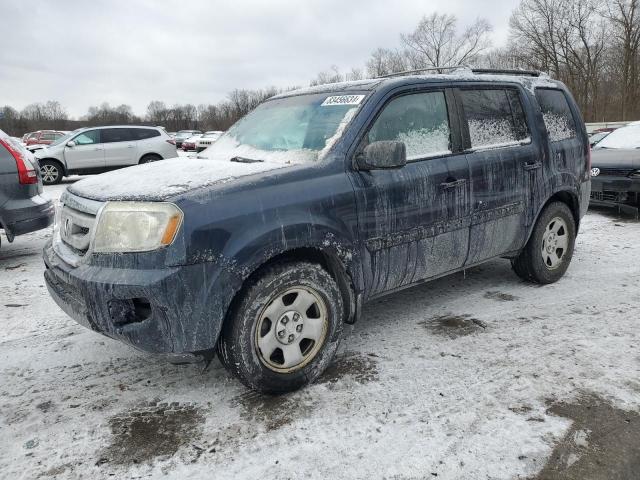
[1,177,639,480]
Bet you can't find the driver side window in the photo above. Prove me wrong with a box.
[73,130,100,145]
[367,91,451,161]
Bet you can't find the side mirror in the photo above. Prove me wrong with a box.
[66,140,76,148]
[359,141,407,170]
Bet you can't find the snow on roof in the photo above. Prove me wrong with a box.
[274,71,561,100]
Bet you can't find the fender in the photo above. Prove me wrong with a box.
[524,179,582,245]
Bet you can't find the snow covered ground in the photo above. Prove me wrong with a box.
[1,177,639,479]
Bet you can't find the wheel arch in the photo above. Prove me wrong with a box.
[225,245,359,331]
[526,188,580,246]
[138,152,163,163]
[38,157,67,175]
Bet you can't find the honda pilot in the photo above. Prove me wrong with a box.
[43,68,591,393]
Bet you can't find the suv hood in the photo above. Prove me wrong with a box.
[68,157,290,201]
[591,148,640,169]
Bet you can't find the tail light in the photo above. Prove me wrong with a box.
[166,139,176,146]
[0,138,38,184]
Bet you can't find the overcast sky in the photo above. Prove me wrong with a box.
[1,0,520,118]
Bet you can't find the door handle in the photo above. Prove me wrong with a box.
[93,147,102,151]
[524,162,542,171]
[126,145,135,148]
[440,178,467,189]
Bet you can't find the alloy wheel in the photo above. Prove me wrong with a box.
[40,164,59,183]
[541,216,569,270]
[255,287,328,373]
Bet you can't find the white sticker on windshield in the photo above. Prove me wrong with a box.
[321,95,365,106]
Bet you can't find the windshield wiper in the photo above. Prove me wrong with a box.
[230,156,264,163]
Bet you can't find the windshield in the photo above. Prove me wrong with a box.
[595,124,640,149]
[201,92,366,163]
[49,129,82,147]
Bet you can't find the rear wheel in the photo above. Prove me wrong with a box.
[217,261,344,393]
[139,154,162,164]
[512,202,576,284]
[39,160,63,185]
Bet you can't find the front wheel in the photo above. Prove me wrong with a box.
[512,201,576,284]
[217,262,344,393]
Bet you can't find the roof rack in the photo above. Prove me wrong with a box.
[471,68,547,77]
[378,66,471,78]
[377,66,549,79]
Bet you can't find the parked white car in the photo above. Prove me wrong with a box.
[196,131,224,152]
[34,126,177,185]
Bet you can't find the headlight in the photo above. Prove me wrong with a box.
[630,170,640,179]
[93,202,183,253]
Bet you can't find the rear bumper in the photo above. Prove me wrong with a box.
[43,241,238,355]
[1,194,54,238]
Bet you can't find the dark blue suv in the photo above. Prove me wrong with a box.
[44,68,591,393]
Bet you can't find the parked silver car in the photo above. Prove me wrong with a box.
[34,126,177,185]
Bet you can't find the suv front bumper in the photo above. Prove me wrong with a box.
[43,241,238,355]
[590,175,640,210]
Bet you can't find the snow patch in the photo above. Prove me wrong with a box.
[398,123,451,160]
[542,113,576,142]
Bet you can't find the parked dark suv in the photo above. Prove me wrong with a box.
[0,129,54,249]
[43,68,590,393]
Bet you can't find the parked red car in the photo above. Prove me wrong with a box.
[25,130,66,146]
[181,134,202,152]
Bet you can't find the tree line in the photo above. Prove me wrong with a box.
[0,87,283,137]
[1,0,638,137]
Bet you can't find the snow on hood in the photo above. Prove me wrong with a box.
[594,123,640,150]
[68,157,291,202]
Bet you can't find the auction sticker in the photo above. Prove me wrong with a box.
[321,95,365,106]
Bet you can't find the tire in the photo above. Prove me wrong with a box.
[39,160,63,185]
[512,201,576,284]
[217,261,344,393]
[139,154,162,164]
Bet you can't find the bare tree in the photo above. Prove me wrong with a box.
[401,13,493,68]
[310,65,344,86]
[365,48,409,77]
[607,0,640,120]
[146,100,170,126]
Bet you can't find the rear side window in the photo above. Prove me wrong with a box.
[130,128,160,140]
[460,89,530,149]
[535,89,576,142]
[102,128,133,143]
[368,91,451,160]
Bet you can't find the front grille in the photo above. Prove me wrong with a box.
[591,191,625,202]
[597,168,635,177]
[57,191,103,257]
[60,205,95,254]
